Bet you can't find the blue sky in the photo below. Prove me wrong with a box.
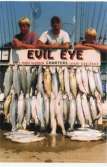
[0,1,107,46]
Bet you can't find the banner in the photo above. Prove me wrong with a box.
[0,48,101,66]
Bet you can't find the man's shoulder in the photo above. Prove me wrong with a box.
[41,31,50,35]
[60,29,69,35]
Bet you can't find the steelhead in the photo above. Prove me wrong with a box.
[89,96,98,121]
[25,94,32,126]
[3,66,13,97]
[13,65,21,96]
[19,66,27,95]
[17,92,25,128]
[31,96,39,125]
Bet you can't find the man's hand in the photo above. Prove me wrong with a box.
[12,38,23,48]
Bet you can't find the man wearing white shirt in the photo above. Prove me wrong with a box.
[37,16,71,49]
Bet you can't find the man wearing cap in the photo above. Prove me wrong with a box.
[37,16,71,49]
[12,17,38,49]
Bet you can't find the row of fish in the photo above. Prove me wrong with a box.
[3,65,103,98]
[3,89,102,134]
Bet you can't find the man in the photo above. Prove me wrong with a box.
[37,16,71,49]
[75,28,97,50]
[12,17,38,49]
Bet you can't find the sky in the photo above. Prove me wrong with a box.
[0,1,107,46]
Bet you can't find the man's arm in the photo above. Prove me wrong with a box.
[74,43,94,50]
[84,43,107,52]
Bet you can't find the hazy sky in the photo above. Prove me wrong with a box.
[0,1,107,46]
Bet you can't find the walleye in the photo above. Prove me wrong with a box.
[19,66,27,95]
[81,94,92,126]
[57,67,65,93]
[13,65,21,96]
[87,67,96,96]
[43,67,52,97]
[10,93,17,131]
[4,94,12,118]
[69,68,77,97]
[81,67,89,94]
[50,67,59,97]
[68,94,76,131]
[25,94,32,126]
[3,66,13,97]
[76,94,85,128]
[64,67,70,95]
[76,68,86,94]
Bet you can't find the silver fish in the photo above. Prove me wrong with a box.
[69,68,77,97]
[17,92,25,128]
[19,66,27,95]
[37,66,44,95]
[64,67,70,95]
[55,91,66,135]
[81,67,89,94]
[3,66,13,97]
[87,67,96,95]
[68,94,77,130]
[31,67,38,96]
[36,92,45,129]
[76,68,86,94]
[25,94,32,126]
[13,65,21,96]
[57,67,65,93]
[31,96,39,125]
[26,66,32,95]
[94,69,103,96]
[44,93,50,126]
[76,94,85,128]
[10,93,17,131]
[81,94,92,126]
[89,96,98,121]
[63,94,69,122]
[50,92,57,135]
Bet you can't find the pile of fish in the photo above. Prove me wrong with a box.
[3,65,103,135]
[66,128,104,141]
[4,129,45,143]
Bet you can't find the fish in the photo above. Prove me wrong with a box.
[81,67,89,94]
[26,66,32,95]
[44,93,50,126]
[4,94,12,118]
[13,65,21,96]
[87,67,96,96]
[68,93,77,131]
[3,66,13,97]
[37,66,44,95]
[17,92,25,129]
[43,67,52,97]
[81,94,93,126]
[64,67,70,95]
[94,68,103,96]
[63,94,69,122]
[76,94,86,128]
[55,91,66,135]
[36,92,45,129]
[25,94,32,126]
[57,67,65,93]
[50,66,59,97]
[50,92,57,135]
[9,93,17,131]
[31,67,38,96]
[89,96,98,121]
[19,66,27,95]
[69,68,77,97]
[31,96,39,125]
[76,68,86,94]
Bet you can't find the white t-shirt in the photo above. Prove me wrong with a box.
[39,29,70,44]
